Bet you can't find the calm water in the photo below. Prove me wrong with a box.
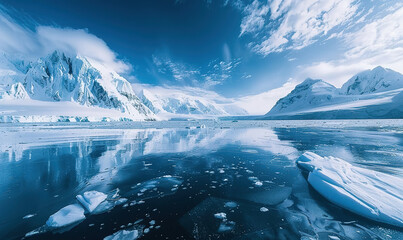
[0,121,402,240]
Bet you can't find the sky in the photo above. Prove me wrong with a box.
[0,0,402,114]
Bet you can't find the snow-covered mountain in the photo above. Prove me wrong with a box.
[265,66,403,119]
[133,84,248,119]
[0,51,155,122]
[268,78,340,115]
[341,66,403,95]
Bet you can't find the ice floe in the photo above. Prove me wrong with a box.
[46,204,86,228]
[23,214,36,219]
[297,151,403,227]
[76,191,108,213]
[104,229,139,240]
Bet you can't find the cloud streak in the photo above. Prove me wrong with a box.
[151,54,241,88]
[239,0,360,55]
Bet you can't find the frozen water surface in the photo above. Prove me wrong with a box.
[0,120,402,239]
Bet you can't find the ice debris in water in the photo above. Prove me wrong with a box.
[224,201,238,208]
[46,204,86,228]
[29,190,109,236]
[259,207,269,212]
[76,191,107,213]
[104,229,139,240]
[214,212,227,219]
[297,151,403,227]
[218,221,235,233]
[23,214,36,219]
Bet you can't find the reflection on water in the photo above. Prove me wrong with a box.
[0,123,402,239]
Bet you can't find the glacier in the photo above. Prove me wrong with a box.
[265,66,403,119]
[297,152,403,228]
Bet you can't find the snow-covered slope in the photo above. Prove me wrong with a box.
[341,66,403,95]
[268,78,340,116]
[0,51,155,122]
[265,66,403,119]
[133,84,248,119]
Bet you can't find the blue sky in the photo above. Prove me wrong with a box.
[0,0,402,112]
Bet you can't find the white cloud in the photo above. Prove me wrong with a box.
[344,6,403,61]
[240,0,269,36]
[297,5,403,87]
[0,8,130,73]
[152,55,201,83]
[240,0,360,55]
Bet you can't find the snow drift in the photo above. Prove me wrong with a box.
[297,151,403,227]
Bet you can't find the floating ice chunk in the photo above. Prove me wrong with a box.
[224,201,238,208]
[76,191,107,213]
[116,198,128,205]
[46,204,85,228]
[254,181,263,186]
[214,212,227,219]
[218,221,235,232]
[23,214,36,219]
[297,152,403,227]
[104,229,139,240]
[259,207,269,212]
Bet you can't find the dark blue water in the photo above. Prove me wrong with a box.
[0,123,402,239]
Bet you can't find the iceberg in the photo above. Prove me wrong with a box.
[46,204,86,228]
[297,152,403,227]
[76,191,107,213]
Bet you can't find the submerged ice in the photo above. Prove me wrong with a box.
[297,152,403,227]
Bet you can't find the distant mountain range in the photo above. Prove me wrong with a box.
[0,51,246,122]
[0,50,401,122]
[133,84,247,120]
[264,66,403,119]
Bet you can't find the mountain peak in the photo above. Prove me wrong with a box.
[341,66,403,95]
[372,65,386,72]
[268,78,338,115]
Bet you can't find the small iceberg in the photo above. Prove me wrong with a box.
[297,152,403,227]
[76,191,107,213]
[46,204,86,228]
[104,229,139,240]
